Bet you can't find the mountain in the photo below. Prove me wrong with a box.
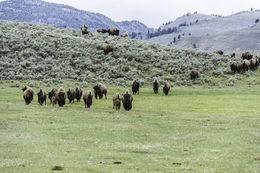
[0,0,153,36]
[147,11,260,51]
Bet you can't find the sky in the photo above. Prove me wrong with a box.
[4,0,260,28]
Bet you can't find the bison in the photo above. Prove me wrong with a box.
[163,82,171,96]
[83,91,93,108]
[120,33,128,37]
[243,60,250,71]
[37,89,47,106]
[48,88,57,104]
[97,28,107,33]
[113,93,121,110]
[122,90,133,111]
[250,58,259,70]
[190,70,199,80]
[131,79,140,95]
[93,83,107,99]
[81,24,88,35]
[56,87,66,107]
[214,50,224,55]
[101,40,113,55]
[67,88,76,103]
[230,52,236,58]
[153,80,160,94]
[107,27,119,36]
[230,61,243,73]
[242,51,253,60]
[22,86,34,105]
[75,87,83,102]
[51,95,57,106]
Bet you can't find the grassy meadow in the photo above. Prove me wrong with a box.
[0,81,260,173]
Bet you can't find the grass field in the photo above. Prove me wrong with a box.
[0,81,260,173]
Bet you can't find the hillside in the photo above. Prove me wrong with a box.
[0,0,153,36]
[148,11,260,51]
[1,20,259,87]
[176,24,260,50]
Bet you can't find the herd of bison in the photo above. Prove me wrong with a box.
[81,24,260,76]
[21,79,171,111]
[20,25,260,111]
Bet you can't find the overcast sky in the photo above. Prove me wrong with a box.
[10,0,260,28]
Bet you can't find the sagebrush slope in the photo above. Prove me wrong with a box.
[0,20,245,86]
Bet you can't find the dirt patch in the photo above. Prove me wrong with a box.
[52,166,63,171]
[113,161,122,164]
[131,151,150,154]
[172,162,182,165]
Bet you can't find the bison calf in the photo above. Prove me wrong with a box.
[48,88,57,104]
[113,93,121,110]
[37,89,47,106]
[83,91,93,108]
[22,86,34,105]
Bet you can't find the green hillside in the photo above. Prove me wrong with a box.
[0,20,258,86]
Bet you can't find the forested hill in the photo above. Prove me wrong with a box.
[0,20,256,86]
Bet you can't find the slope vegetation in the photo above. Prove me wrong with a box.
[0,20,256,86]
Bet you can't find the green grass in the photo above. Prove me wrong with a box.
[0,81,260,172]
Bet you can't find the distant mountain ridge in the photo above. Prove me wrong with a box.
[0,0,153,36]
[148,10,260,51]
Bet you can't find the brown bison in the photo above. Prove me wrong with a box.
[242,51,253,60]
[93,83,107,99]
[190,70,199,80]
[101,40,113,55]
[107,27,119,36]
[81,24,88,35]
[67,88,76,103]
[56,87,66,107]
[122,90,133,111]
[97,28,107,33]
[120,33,128,37]
[22,86,34,105]
[37,89,47,106]
[113,93,121,110]
[131,79,140,95]
[75,87,83,102]
[48,88,57,104]
[230,62,243,73]
[153,80,160,94]
[51,95,57,106]
[250,58,259,70]
[243,60,250,71]
[230,52,235,58]
[83,91,93,108]
[163,82,171,96]
[214,50,224,55]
